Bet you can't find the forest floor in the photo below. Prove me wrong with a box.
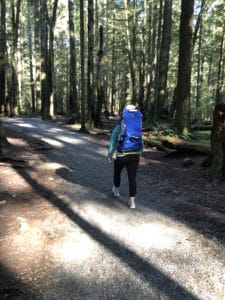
[0,117,225,300]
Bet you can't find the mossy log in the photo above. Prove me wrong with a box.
[148,135,211,155]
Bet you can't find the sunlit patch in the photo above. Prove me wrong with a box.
[11,218,46,260]
[40,162,67,170]
[129,222,177,250]
[41,137,64,147]
[47,128,63,133]
[50,234,95,264]
[16,123,35,128]
[56,135,84,145]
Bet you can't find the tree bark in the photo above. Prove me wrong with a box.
[87,0,95,123]
[9,0,22,116]
[124,0,137,104]
[68,0,78,118]
[27,0,35,114]
[33,0,41,113]
[175,0,194,133]
[95,25,105,128]
[79,0,86,132]
[0,118,8,153]
[210,101,225,177]
[156,0,173,119]
[0,0,6,114]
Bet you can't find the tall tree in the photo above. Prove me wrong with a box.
[124,0,137,104]
[27,0,35,113]
[8,0,22,116]
[40,0,48,118]
[175,0,194,133]
[0,118,8,153]
[0,0,6,114]
[48,0,58,118]
[87,0,95,123]
[215,17,225,105]
[96,25,105,128]
[79,0,86,132]
[156,0,173,119]
[40,0,58,120]
[68,0,78,119]
[33,0,41,113]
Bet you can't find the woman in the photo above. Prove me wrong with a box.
[108,105,143,209]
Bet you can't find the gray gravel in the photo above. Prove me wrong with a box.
[1,117,225,300]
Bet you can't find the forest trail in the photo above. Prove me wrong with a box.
[0,117,224,300]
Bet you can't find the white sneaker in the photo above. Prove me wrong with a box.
[128,200,136,209]
[112,186,120,197]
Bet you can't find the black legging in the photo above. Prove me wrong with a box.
[114,154,140,197]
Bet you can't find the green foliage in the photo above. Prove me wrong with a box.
[1,0,225,123]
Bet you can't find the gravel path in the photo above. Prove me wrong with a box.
[1,117,224,300]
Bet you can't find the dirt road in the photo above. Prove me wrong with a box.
[0,117,224,299]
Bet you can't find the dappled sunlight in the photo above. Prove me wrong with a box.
[41,137,64,148]
[46,128,64,133]
[39,162,68,171]
[1,117,224,299]
[50,232,95,264]
[56,134,85,145]
[75,203,185,252]
[15,123,36,128]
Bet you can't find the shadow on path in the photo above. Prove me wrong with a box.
[15,166,198,300]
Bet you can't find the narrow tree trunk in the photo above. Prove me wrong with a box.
[27,0,35,114]
[68,0,78,119]
[124,0,136,104]
[33,0,41,113]
[87,0,95,123]
[9,0,22,116]
[79,0,86,132]
[95,25,105,128]
[40,0,48,118]
[0,0,6,114]
[48,0,58,119]
[110,13,116,115]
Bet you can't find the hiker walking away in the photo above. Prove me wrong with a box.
[108,104,143,209]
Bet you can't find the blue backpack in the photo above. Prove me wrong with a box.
[117,107,142,152]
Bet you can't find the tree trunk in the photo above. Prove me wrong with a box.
[95,25,105,128]
[68,0,78,119]
[48,0,58,119]
[215,18,225,105]
[175,0,194,134]
[210,101,225,177]
[124,0,137,104]
[0,118,8,153]
[27,0,35,114]
[40,0,48,119]
[79,0,86,132]
[9,0,22,116]
[87,0,95,123]
[33,0,41,114]
[110,13,116,115]
[156,0,173,119]
[145,1,157,118]
[0,0,6,114]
